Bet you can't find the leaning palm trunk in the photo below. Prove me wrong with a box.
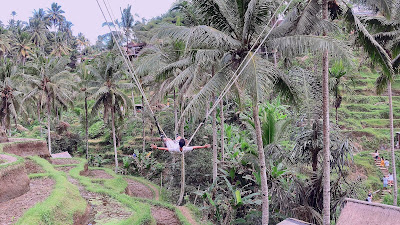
[85,95,89,159]
[174,90,178,135]
[142,96,145,152]
[212,95,218,183]
[131,82,137,117]
[388,81,398,205]
[37,101,42,138]
[253,102,269,224]
[220,100,225,161]
[322,1,331,224]
[111,106,119,173]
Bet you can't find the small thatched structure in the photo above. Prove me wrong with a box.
[277,218,312,225]
[337,198,400,225]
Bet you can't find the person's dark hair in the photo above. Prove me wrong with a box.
[179,139,185,148]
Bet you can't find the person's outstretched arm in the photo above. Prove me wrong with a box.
[151,144,169,151]
[191,144,211,149]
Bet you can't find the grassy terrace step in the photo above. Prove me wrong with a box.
[360,119,400,128]
[339,109,400,120]
[69,161,194,225]
[343,103,400,113]
[16,156,87,225]
[342,95,400,104]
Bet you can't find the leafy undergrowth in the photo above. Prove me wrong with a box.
[16,156,87,225]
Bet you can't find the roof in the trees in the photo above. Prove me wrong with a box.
[277,218,312,225]
[337,198,400,225]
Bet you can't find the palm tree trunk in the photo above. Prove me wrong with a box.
[388,81,398,205]
[177,125,185,206]
[85,94,89,159]
[253,102,269,224]
[177,152,185,206]
[142,96,145,153]
[220,100,225,161]
[47,100,52,155]
[174,89,178,136]
[131,82,137,117]
[37,101,42,138]
[322,1,331,224]
[212,94,218,183]
[335,106,338,125]
[111,106,118,173]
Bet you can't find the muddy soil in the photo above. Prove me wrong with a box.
[0,178,55,225]
[151,207,181,225]
[55,166,75,174]
[51,159,80,165]
[87,169,114,179]
[25,159,45,174]
[125,179,154,199]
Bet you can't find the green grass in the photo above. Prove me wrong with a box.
[16,156,87,225]
[353,152,383,200]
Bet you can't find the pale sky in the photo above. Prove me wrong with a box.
[0,0,176,44]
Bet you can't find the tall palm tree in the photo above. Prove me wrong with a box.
[77,61,93,159]
[345,0,400,206]
[121,5,135,51]
[12,31,33,69]
[11,11,17,20]
[22,55,75,154]
[321,1,331,223]
[50,32,71,56]
[45,3,65,31]
[163,1,350,221]
[0,60,21,134]
[88,53,132,173]
[0,28,11,58]
[28,17,48,48]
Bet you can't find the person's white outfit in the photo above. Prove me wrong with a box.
[165,139,193,153]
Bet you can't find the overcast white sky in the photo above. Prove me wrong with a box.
[0,0,176,44]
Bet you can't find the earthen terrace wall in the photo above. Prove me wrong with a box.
[2,139,50,158]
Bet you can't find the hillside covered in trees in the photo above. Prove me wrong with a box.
[1,0,400,225]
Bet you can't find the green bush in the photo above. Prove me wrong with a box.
[88,120,105,139]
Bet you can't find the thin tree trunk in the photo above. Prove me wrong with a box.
[388,81,398,205]
[335,107,338,125]
[177,152,185,206]
[273,49,277,68]
[47,100,52,155]
[212,94,218,183]
[220,100,225,161]
[142,96,145,153]
[253,102,269,224]
[37,101,42,138]
[174,89,178,136]
[131,82,137,117]
[322,1,331,224]
[177,127,185,205]
[111,106,118,173]
[85,94,89,159]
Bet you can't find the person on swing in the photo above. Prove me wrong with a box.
[151,135,210,153]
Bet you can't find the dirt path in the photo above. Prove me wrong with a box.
[0,178,55,225]
[151,206,181,225]
[178,206,198,225]
[25,159,45,174]
[0,154,17,164]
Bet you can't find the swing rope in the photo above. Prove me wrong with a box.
[96,0,166,138]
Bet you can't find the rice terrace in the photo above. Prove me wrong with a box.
[1,0,400,224]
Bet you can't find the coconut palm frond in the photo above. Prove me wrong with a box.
[270,35,353,64]
[180,69,229,120]
[192,0,239,37]
[166,65,195,91]
[346,9,394,79]
[155,57,192,78]
[376,73,389,94]
[392,53,400,71]
[194,49,223,66]
[213,0,241,37]
[242,0,259,43]
[156,24,241,50]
